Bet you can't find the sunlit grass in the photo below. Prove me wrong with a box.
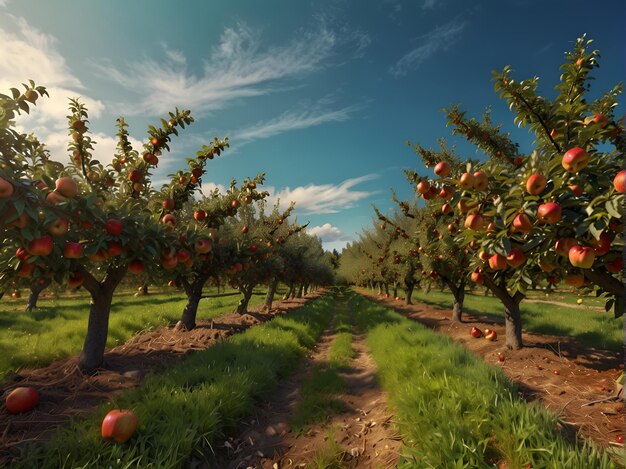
[349,291,620,468]
[13,293,334,469]
[376,287,624,351]
[0,285,285,379]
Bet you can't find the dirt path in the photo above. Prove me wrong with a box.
[0,291,326,464]
[357,289,624,451]
[210,294,403,468]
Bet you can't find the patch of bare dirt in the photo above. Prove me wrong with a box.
[0,291,326,465]
[357,289,624,451]
[208,297,403,469]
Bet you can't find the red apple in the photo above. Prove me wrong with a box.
[564,274,585,288]
[0,176,15,197]
[128,170,143,183]
[470,327,483,338]
[561,147,589,173]
[473,171,488,191]
[616,435,623,444]
[613,170,626,193]
[161,213,177,226]
[478,250,490,261]
[162,198,175,210]
[16,247,29,261]
[194,210,206,221]
[417,181,431,194]
[484,330,497,341]
[67,272,84,289]
[101,409,138,443]
[241,225,249,234]
[54,177,78,199]
[194,238,213,254]
[107,241,123,257]
[506,248,526,268]
[230,199,240,209]
[498,353,505,362]
[458,198,477,213]
[28,235,53,256]
[555,238,578,257]
[46,191,68,204]
[64,242,84,259]
[464,213,484,231]
[569,246,595,269]
[489,253,507,270]
[17,262,33,277]
[537,202,561,224]
[176,249,191,263]
[47,217,69,236]
[525,173,547,195]
[5,387,39,414]
[458,172,475,190]
[105,219,124,236]
[538,259,556,273]
[512,213,533,233]
[569,185,583,197]
[128,259,144,275]
[441,203,452,215]
[470,271,484,284]
[434,161,450,177]
[439,186,454,200]
[589,232,611,256]
[605,256,623,273]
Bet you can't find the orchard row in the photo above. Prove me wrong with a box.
[0,84,333,371]
[339,36,624,349]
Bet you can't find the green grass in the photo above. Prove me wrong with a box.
[0,285,285,380]
[349,290,621,468]
[13,293,334,469]
[289,294,354,434]
[383,287,624,352]
[307,428,348,469]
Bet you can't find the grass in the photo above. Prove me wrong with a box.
[0,285,285,380]
[307,428,348,469]
[349,290,621,468]
[289,294,354,434]
[13,293,334,469]
[379,287,624,352]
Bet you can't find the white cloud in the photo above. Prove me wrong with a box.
[307,223,351,242]
[389,18,466,77]
[93,23,337,116]
[232,99,359,147]
[422,0,439,9]
[266,174,379,215]
[199,182,228,198]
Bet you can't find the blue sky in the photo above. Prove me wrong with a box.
[0,0,623,252]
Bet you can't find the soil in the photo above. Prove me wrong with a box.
[206,294,403,469]
[0,291,325,465]
[357,289,625,451]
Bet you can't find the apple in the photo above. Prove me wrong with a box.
[176,249,191,263]
[470,327,483,338]
[23,89,38,103]
[616,435,623,444]
[458,198,477,213]
[0,176,15,197]
[568,185,583,197]
[417,181,431,194]
[478,250,490,261]
[538,259,556,273]
[470,271,484,284]
[613,170,626,193]
[162,198,175,210]
[194,210,206,221]
[537,202,561,224]
[67,272,84,289]
[105,219,124,236]
[434,161,450,177]
[569,246,595,269]
[107,241,123,257]
[64,242,84,259]
[47,217,69,236]
[584,113,608,127]
[16,247,29,261]
[506,248,526,267]
[489,253,507,270]
[464,213,484,231]
[101,409,138,444]
[250,244,258,252]
[473,171,489,191]
[458,172,475,190]
[54,177,78,199]
[555,238,578,257]
[605,256,623,273]
[561,147,589,173]
[161,213,177,227]
[28,235,53,256]
[512,213,533,233]
[17,262,33,277]
[441,203,452,215]
[588,232,611,256]
[230,199,240,209]
[128,259,144,275]
[439,186,454,200]
[526,174,547,195]
[498,353,505,362]
[5,387,39,414]
[241,225,249,234]
[128,170,143,183]
[564,274,585,288]
[46,191,68,204]
[191,168,203,178]
[484,330,497,341]
[194,238,213,254]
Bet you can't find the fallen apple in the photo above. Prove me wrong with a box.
[101,409,138,443]
[470,327,483,338]
[5,387,39,414]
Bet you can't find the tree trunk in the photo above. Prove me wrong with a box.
[443,277,466,323]
[236,284,255,314]
[25,278,51,311]
[377,282,382,295]
[392,282,398,299]
[405,282,414,305]
[384,283,389,296]
[179,275,209,330]
[283,282,294,300]
[263,277,279,311]
[483,274,524,349]
[303,284,309,296]
[290,283,297,299]
[296,283,304,299]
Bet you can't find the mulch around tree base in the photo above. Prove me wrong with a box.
[0,291,326,464]
[357,289,624,452]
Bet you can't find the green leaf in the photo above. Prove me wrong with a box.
[605,198,622,219]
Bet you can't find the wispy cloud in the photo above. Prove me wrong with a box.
[266,174,379,215]
[308,223,351,242]
[231,98,361,147]
[389,18,466,77]
[93,23,338,117]
[422,0,440,9]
